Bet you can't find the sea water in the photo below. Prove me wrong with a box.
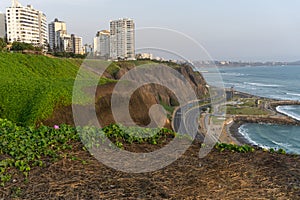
[201,65,300,154]
[219,65,300,101]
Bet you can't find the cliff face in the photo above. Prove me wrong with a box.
[43,62,208,128]
[177,65,208,98]
[96,62,209,128]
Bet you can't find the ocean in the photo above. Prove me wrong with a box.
[201,65,300,154]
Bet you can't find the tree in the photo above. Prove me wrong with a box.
[11,42,35,51]
[0,38,6,51]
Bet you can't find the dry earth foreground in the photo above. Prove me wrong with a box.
[0,140,299,199]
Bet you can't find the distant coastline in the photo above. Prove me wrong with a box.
[226,91,300,152]
[195,60,300,68]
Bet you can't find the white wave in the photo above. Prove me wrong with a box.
[286,92,300,97]
[276,106,300,121]
[269,95,292,101]
[238,125,259,146]
[221,72,247,77]
[238,124,300,153]
[238,125,278,150]
[245,82,281,87]
[271,140,292,148]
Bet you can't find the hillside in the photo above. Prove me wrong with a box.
[43,60,209,128]
[0,53,209,126]
[0,53,98,125]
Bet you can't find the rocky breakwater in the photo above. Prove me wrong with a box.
[233,99,300,126]
[233,115,300,126]
[270,100,300,108]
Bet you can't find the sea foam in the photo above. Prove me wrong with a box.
[276,106,300,121]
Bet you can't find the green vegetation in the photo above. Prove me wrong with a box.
[0,53,185,126]
[239,98,257,107]
[0,118,79,186]
[216,143,288,155]
[268,148,287,155]
[80,124,175,148]
[52,51,87,59]
[105,62,121,76]
[11,42,42,52]
[226,106,269,115]
[0,52,103,125]
[215,143,255,153]
[0,38,6,51]
[227,98,270,115]
[0,119,175,186]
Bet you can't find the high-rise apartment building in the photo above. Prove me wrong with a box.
[110,18,135,60]
[94,30,110,59]
[48,18,67,51]
[60,33,73,52]
[84,44,93,54]
[6,0,47,48]
[71,34,83,55]
[0,13,6,39]
[48,19,83,54]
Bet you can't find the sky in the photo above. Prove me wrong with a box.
[1,0,300,61]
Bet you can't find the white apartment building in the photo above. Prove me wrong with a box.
[94,30,110,59]
[84,44,93,54]
[48,19,83,54]
[0,13,6,39]
[71,34,83,55]
[6,0,47,48]
[110,18,135,60]
[60,33,73,52]
[48,18,67,51]
[136,53,153,60]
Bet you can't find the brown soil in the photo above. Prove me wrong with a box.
[42,82,174,130]
[1,141,299,199]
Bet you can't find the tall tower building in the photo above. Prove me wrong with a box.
[110,18,135,60]
[6,0,47,48]
[71,34,83,55]
[94,30,110,59]
[0,13,6,39]
[48,18,67,52]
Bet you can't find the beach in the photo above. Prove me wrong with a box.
[222,90,300,153]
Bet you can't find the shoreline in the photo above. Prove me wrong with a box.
[224,90,300,150]
[229,121,251,146]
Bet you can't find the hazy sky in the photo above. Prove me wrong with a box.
[1,0,300,61]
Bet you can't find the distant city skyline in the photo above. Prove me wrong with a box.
[0,0,300,61]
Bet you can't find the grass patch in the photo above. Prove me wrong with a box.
[226,106,269,115]
[0,52,110,125]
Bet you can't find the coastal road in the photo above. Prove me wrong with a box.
[172,100,211,142]
[172,88,227,142]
